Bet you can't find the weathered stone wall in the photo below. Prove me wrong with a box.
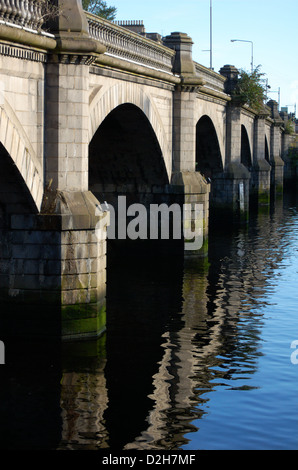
[0,50,45,211]
[0,51,45,169]
[45,62,90,192]
[0,191,107,340]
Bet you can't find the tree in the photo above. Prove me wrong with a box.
[82,0,117,20]
[231,65,266,112]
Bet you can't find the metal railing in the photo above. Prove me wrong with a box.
[86,12,175,75]
[0,0,45,31]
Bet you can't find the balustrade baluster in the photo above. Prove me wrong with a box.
[31,0,38,29]
[0,0,8,20]
[19,0,26,25]
[5,0,12,21]
[36,0,44,30]
[8,0,16,23]
[27,0,34,28]
[0,0,44,30]
[13,0,22,25]
[22,0,30,28]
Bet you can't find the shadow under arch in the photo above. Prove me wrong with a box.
[0,142,62,450]
[0,101,43,212]
[0,141,39,220]
[196,115,224,222]
[89,82,172,180]
[89,102,169,193]
[196,115,223,180]
[89,103,185,448]
[241,125,252,170]
[89,102,183,250]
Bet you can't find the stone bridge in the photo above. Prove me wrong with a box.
[0,0,294,340]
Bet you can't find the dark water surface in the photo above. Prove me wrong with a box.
[1,191,298,450]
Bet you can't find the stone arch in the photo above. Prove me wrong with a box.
[89,102,169,192]
[89,82,172,180]
[0,100,43,212]
[241,125,252,170]
[196,115,223,179]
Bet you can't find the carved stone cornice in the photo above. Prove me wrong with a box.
[49,52,97,66]
[176,75,205,93]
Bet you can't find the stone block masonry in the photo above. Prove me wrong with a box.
[0,191,108,340]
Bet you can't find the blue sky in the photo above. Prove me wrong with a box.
[110,0,298,113]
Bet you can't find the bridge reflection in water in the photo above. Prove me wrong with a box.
[1,191,298,450]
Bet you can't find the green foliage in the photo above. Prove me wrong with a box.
[284,119,295,135]
[231,65,266,111]
[82,0,117,20]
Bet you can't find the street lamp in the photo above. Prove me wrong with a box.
[231,39,254,74]
[210,0,213,70]
[202,0,213,70]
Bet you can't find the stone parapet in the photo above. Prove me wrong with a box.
[0,0,46,31]
[87,12,175,76]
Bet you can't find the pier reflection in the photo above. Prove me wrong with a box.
[57,194,298,450]
[1,193,297,450]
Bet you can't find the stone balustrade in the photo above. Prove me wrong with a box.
[86,12,175,75]
[0,0,45,31]
[195,62,226,94]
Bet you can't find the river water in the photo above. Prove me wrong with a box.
[1,190,298,450]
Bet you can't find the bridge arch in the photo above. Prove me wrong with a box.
[89,82,172,180]
[241,125,252,170]
[0,101,43,213]
[89,102,169,193]
[195,115,223,179]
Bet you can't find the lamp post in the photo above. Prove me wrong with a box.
[202,1,213,69]
[210,0,213,70]
[231,39,254,74]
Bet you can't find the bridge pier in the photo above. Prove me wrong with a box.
[212,104,251,223]
[0,190,108,340]
[14,0,109,340]
[171,171,210,257]
[267,100,284,199]
[164,32,210,254]
[251,113,271,209]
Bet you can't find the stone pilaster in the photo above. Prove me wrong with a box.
[212,103,250,223]
[215,65,251,222]
[164,32,209,256]
[164,32,204,173]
